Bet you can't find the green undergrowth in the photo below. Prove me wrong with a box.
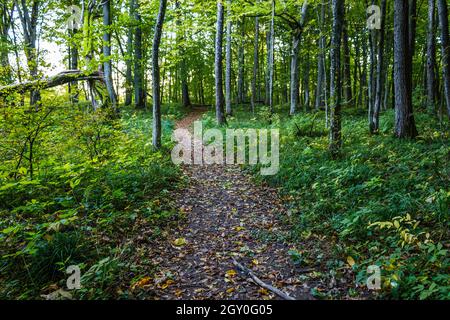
[0,99,187,299]
[203,105,449,300]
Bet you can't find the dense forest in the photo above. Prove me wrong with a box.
[0,0,449,301]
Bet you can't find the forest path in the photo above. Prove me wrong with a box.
[149,108,312,300]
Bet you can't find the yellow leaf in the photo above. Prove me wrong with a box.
[226,287,235,293]
[132,276,152,290]
[347,256,356,267]
[173,238,187,246]
[225,269,237,277]
[393,220,400,229]
[258,288,269,295]
[252,259,259,266]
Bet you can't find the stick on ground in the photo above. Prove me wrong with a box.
[232,258,296,300]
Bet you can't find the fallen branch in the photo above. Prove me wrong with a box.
[0,70,104,97]
[232,258,296,300]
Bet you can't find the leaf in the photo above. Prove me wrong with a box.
[226,287,235,293]
[225,269,237,277]
[347,256,356,267]
[252,259,259,266]
[173,238,187,246]
[258,288,269,295]
[132,276,152,290]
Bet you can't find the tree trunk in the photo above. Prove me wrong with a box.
[289,34,301,115]
[225,0,232,115]
[68,28,79,104]
[426,0,437,113]
[371,0,387,133]
[437,0,450,119]
[176,0,191,108]
[215,0,226,125]
[0,70,104,97]
[394,0,418,138]
[315,1,326,112]
[342,19,352,104]
[102,0,117,111]
[134,0,145,109]
[125,0,134,106]
[267,0,275,112]
[329,0,344,156]
[237,17,245,104]
[152,0,167,149]
[251,6,259,112]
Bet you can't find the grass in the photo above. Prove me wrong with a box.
[202,104,449,299]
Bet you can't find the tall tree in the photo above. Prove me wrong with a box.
[125,0,134,106]
[16,0,41,107]
[393,0,418,138]
[426,0,437,113]
[176,0,191,108]
[237,17,245,104]
[134,0,145,109]
[215,0,226,125]
[225,0,232,115]
[251,1,259,112]
[152,0,167,149]
[329,0,344,156]
[102,0,117,110]
[437,0,450,119]
[370,0,387,133]
[315,1,326,112]
[267,0,275,112]
[289,1,308,115]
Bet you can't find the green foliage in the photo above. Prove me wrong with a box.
[221,106,449,300]
[0,102,184,299]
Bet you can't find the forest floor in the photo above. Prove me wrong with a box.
[144,108,314,300]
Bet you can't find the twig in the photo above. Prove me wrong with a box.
[232,258,295,300]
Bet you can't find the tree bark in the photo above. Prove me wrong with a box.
[371,0,387,133]
[134,0,145,109]
[268,0,275,112]
[329,0,344,156]
[426,0,437,112]
[0,70,104,98]
[215,0,226,125]
[102,0,117,110]
[251,4,259,112]
[237,17,245,104]
[437,0,450,119]
[394,0,418,138]
[225,0,232,115]
[125,0,134,106]
[152,0,167,149]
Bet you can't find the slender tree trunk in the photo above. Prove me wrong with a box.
[371,0,387,133]
[267,0,275,112]
[69,28,79,104]
[215,0,226,125]
[237,17,245,104]
[289,34,301,115]
[315,2,326,112]
[394,0,418,138]
[437,0,450,119]
[102,0,117,110]
[134,0,145,109]
[426,0,437,113]
[176,0,191,108]
[329,0,344,156]
[125,0,134,106]
[152,0,167,149]
[225,0,232,115]
[251,6,259,112]
[342,19,352,104]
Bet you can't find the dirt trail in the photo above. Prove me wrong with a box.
[149,108,312,300]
